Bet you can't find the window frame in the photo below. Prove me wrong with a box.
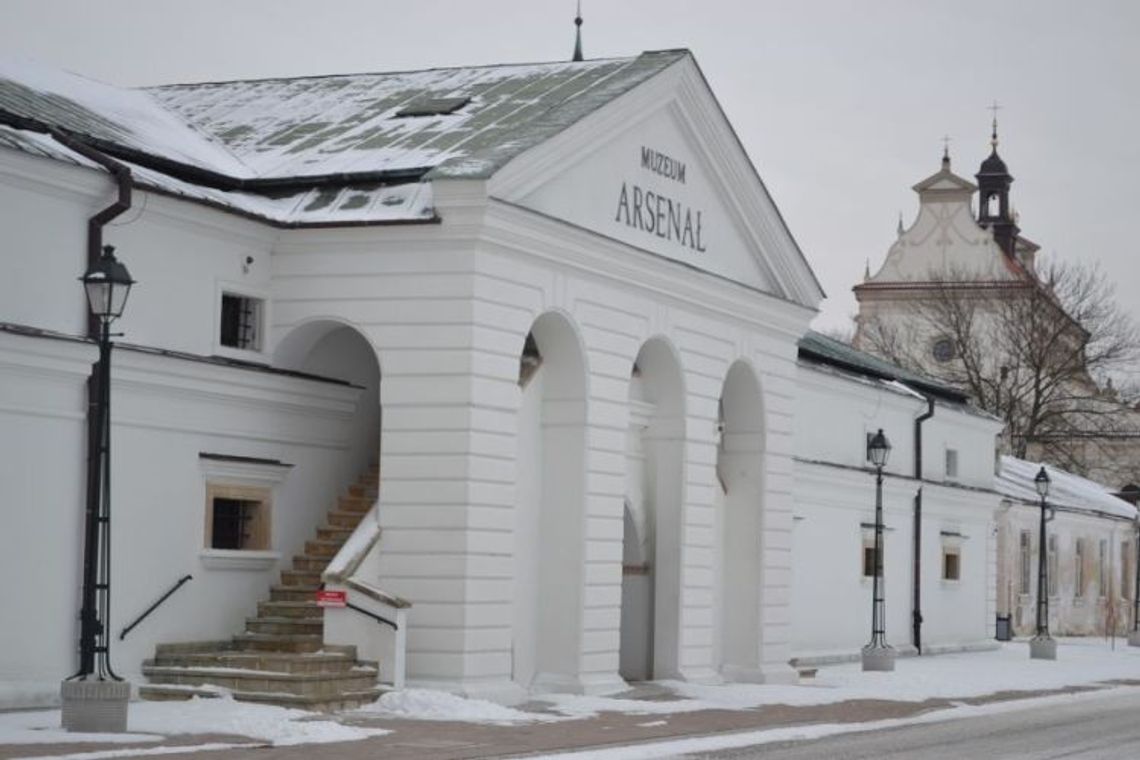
[213,281,270,362]
[198,453,291,571]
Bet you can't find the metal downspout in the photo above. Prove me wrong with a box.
[914,395,936,655]
[48,131,133,679]
[48,129,134,339]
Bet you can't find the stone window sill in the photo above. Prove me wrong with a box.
[199,549,280,571]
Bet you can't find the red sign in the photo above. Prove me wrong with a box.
[316,590,347,608]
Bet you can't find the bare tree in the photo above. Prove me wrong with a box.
[858,260,1140,484]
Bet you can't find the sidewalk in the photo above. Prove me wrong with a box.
[4,638,1140,760]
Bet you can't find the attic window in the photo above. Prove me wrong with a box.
[395,96,471,117]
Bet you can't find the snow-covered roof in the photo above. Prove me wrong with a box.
[149,53,685,180]
[996,455,1137,521]
[0,52,686,225]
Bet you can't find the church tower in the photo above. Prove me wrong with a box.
[975,118,1019,256]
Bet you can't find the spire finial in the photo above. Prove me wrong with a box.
[941,134,952,168]
[988,100,1002,149]
[865,258,871,281]
[572,1,584,62]
[897,212,904,238]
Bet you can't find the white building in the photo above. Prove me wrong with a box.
[995,457,1138,637]
[792,333,1003,663]
[0,52,1001,709]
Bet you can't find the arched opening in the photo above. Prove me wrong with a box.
[513,312,588,691]
[717,360,765,680]
[620,338,684,682]
[987,193,1001,218]
[274,319,381,488]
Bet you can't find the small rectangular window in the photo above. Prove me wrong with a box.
[1019,531,1032,595]
[1123,541,1132,599]
[205,485,270,551]
[1099,539,1108,598]
[942,548,960,581]
[1075,539,1085,598]
[1047,534,1059,597]
[220,293,262,351]
[863,545,876,577]
[944,449,959,479]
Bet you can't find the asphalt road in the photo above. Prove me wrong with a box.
[686,690,1140,759]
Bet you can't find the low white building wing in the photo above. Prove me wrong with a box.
[994,456,1137,637]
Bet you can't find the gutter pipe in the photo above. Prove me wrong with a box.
[913,393,936,655]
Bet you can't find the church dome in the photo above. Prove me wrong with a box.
[978,148,1008,176]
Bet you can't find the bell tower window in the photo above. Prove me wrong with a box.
[986,193,1000,218]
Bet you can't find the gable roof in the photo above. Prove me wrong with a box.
[149,52,687,182]
[0,53,683,180]
[798,330,968,403]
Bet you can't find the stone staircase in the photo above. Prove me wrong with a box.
[140,464,383,711]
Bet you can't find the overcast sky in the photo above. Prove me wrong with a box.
[2,0,1137,335]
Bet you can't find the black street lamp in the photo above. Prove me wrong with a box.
[62,246,134,732]
[1030,465,1056,660]
[863,428,894,671]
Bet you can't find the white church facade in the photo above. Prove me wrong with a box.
[0,51,1002,709]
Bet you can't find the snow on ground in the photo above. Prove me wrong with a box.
[541,637,1140,718]
[365,638,1140,724]
[352,688,553,724]
[4,638,1140,749]
[0,694,389,748]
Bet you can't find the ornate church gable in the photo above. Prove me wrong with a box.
[489,54,824,310]
[864,155,1021,286]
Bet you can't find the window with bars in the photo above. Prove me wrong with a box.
[220,293,262,350]
[205,484,270,551]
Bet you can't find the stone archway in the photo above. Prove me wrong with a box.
[717,360,765,680]
[620,338,684,682]
[513,312,588,692]
[273,319,381,486]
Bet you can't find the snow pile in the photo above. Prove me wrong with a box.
[355,688,549,724]
[0,695,389,748]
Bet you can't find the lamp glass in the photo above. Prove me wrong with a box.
[81,246,134,321]
[1034,466,1050,498]
[868,429,891,468]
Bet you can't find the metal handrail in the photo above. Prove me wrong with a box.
[346,601,398,630]
[119,574,192,641]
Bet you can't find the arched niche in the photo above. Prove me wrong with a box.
[717,360,765,680]
[512,311,588,692]
[620,337,685,681]
[273,319,381,485]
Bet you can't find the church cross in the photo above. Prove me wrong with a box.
[988,100,1002,145]
[941,134,952,160]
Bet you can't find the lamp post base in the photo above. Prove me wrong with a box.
[1129,630,1140,648]
[1029,636,1057,660]
[61,679,130,733]
[861,645,895,672]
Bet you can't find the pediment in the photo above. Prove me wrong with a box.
[487,56,823,309]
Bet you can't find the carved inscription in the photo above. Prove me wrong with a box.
[614,146,706,252]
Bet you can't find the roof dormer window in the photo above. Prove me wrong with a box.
[395,96,471,118]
